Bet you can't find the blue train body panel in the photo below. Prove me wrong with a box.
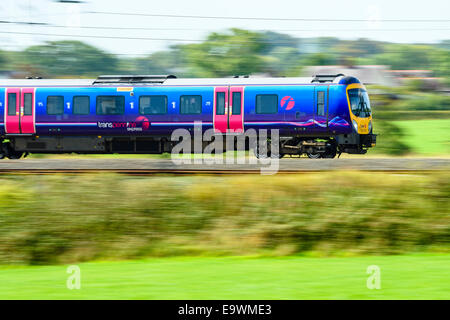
[1,82,355,137]
[34,86,215,136]
[32,86,216,136]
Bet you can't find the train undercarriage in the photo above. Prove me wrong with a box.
[253,133,375,159]
[0,132,376,160]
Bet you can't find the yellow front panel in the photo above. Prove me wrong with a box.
[346,83,372,135]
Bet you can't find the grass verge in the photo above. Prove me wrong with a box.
[0,172,448,265]
[0,254,448,299]
[393,119,450,155]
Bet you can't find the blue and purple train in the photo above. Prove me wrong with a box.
[0,74,376,159]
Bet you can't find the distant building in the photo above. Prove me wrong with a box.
[386,69,433,78]
[0,71,28,79]
[301,65,448,93]
[302,65,398,86]
[0,71,13,79]
[386,70,443,90]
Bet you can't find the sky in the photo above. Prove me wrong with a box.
[0,0,449,56]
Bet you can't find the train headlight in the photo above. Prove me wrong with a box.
[352,120,358,132]
[368,120,372,133]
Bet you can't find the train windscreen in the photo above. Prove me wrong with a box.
[348,88,371,118]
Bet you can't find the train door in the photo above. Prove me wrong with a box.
[314,86,328,132]
[214,87,228,133]
[4,88,36,134]
[228,86,244,133]
[5,88,20,134]
[213,86,244,133]
[20,88,36,134]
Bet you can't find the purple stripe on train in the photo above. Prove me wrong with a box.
[244,117,349,128]
[33,117,349,129]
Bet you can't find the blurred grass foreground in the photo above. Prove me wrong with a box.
[0,172,448,265]
[0,254,448,299]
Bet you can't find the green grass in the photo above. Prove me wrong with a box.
[376,110,450,121]
[0,254,448,299]
[394,119,450,155]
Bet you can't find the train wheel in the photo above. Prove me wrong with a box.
[307,152,321,159]
[253,141,269,159]
[0,143,8,160]
[322,147,337,159]
[7,152,24,159]
[254,138,284,159]
[3,144,23,159]
[322,143,338,159]
[271,153,284,159]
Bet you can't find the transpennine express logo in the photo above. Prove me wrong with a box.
[97,116,150,132]
[136,116,150,131]
[281,96,295,110]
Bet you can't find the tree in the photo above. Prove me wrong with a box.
[429,48,450,78]
[301,53,337,66]
[20,41,118,77]
[123,50,186,76]
[259,32,303,76]
[369,44,433,70]
[262,46,303,76]
[333,38,384,58]
[260,31,301,55]
[175,29,267,77]
[0,50,6,70]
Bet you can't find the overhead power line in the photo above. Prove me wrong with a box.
[84,10,450,23]
[0,20,48,26]
[1,20,450,32]
[0,31,200,42]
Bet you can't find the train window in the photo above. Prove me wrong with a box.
[24,93,32,116]
[180,95,202,114]
[348,89,371,118]
[139,95,168,115]
[216,92,225,115]
[96,96,125,115]
[73,96,90,115]
[317,91,325,116]
[256,94,278,114]
[47,96,64,115]
[232,92,242,115]
[7,93,17,116]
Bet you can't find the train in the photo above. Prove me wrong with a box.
[0,74,376,159]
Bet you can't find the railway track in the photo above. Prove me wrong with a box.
[0,158,448,174]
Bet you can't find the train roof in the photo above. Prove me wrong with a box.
[0,74,360,87]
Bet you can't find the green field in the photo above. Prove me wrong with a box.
[394,119,450,155]
[0,254,448,299]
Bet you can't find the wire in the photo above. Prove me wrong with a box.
[2,20,450,32]
[0,30,202,42]
[84,10,450,23]
[1,20,450,34]
[0,20,48,26]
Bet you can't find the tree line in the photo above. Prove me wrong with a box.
[0,29,448,80]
